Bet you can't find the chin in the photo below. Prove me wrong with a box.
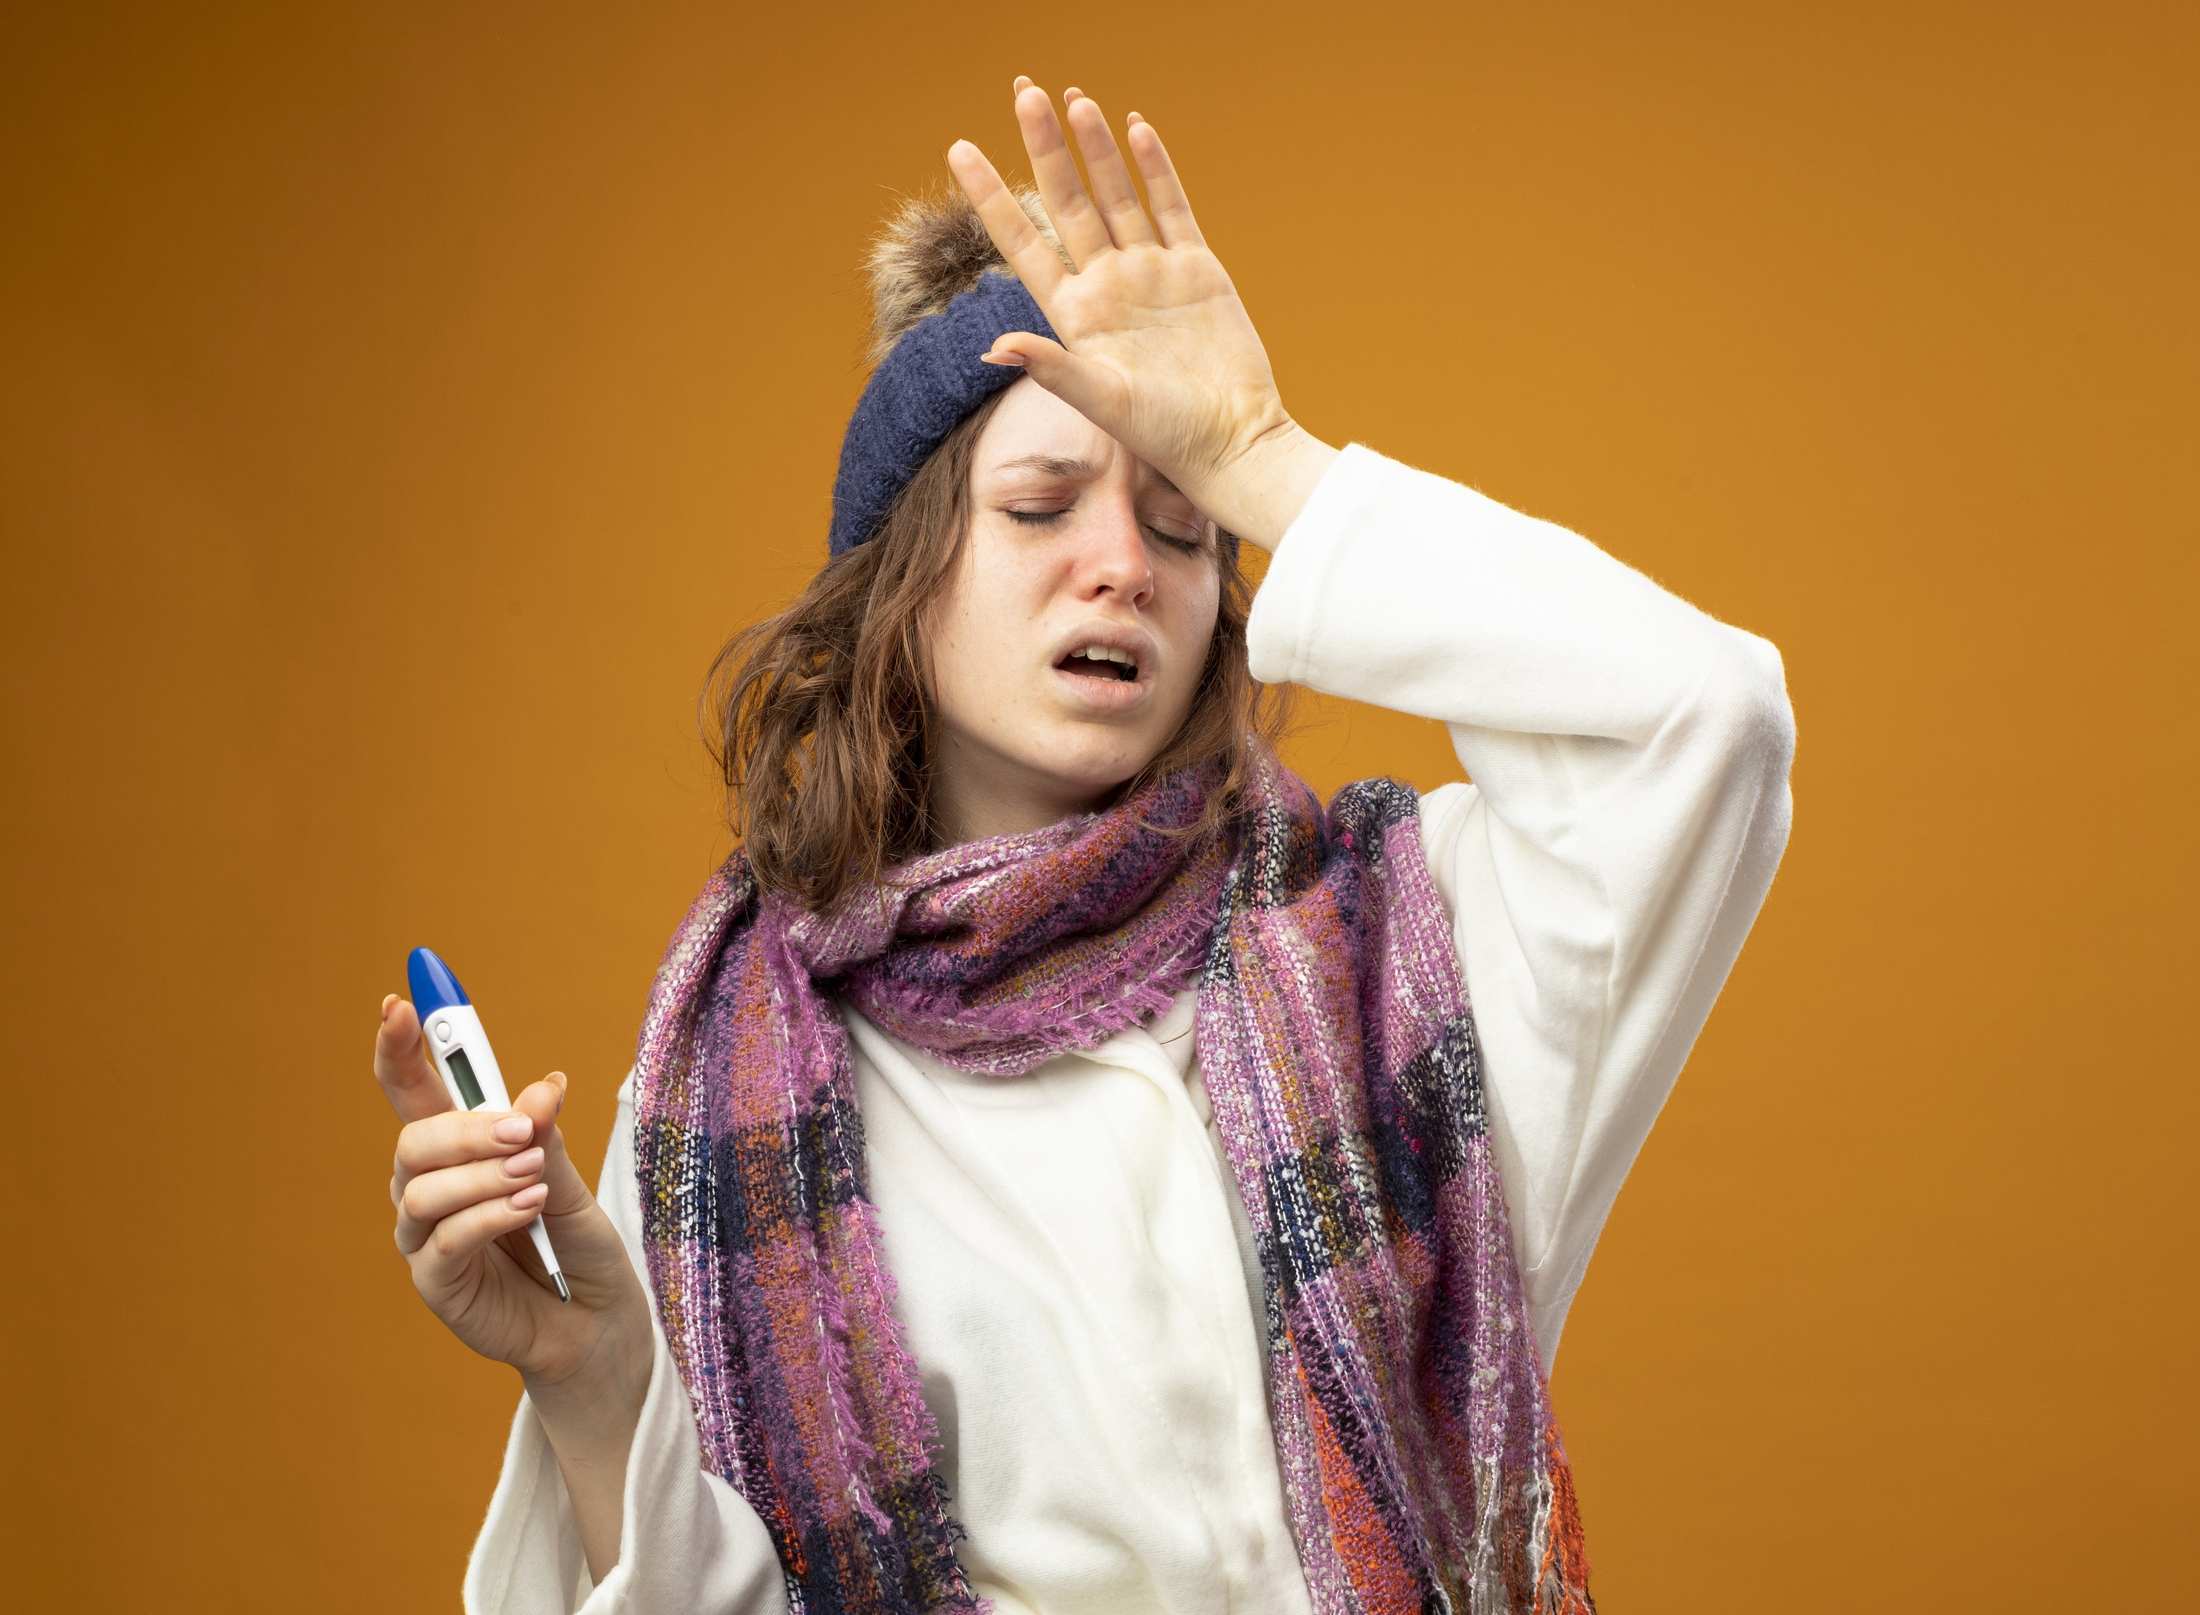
[1048,754,1148,801]
[1033,734,1161,799]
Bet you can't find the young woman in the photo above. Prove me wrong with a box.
[375,77,1795,1615]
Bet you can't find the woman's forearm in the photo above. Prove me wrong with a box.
[524,1341,652,1587]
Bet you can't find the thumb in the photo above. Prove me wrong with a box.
[515,1071,590,1214]
[981,335,1120,442]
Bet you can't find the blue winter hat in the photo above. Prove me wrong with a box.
[826,270,1060,560]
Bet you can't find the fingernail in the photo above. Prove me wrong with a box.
[508,1183,548,1211]
[503,1146,545,1178]
[493,1114,534,1144]
[380,994,397,1023]
[980,352,1024,368]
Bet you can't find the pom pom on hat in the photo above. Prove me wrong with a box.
[856,178,1071,370]
[825,181,1068,559]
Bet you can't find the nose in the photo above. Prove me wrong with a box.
[1077,498,1155,607]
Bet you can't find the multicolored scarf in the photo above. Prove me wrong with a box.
[631,742,1597,1613]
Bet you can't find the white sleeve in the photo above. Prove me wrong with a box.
[462,1067,792,1614]
[1244,441,1797,1376]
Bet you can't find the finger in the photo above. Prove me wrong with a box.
[373,996,454,1125]
[1061,89,1156,249]
[391,1062,573,1186]
[481,1072,587,1215]
[1010,81,1113,268]
[1122,112,1207,251]
[946,137,1070,305]
[396,1146,546,1255]
[392,1079,549,1193]
[488,1074,589,1281]
[407,1180,553,1302]
[980,331,1129,459]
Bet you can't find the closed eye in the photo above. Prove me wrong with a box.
[1004,508,1205,554]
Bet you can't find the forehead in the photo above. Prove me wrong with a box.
[973,380,1190,499]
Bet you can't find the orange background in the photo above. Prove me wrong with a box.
[4,3,2192,1609]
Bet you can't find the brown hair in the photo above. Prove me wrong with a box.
[698,388,1296,914]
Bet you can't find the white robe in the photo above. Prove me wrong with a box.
[462,441,1799,1613]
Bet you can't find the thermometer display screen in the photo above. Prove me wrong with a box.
[445,1047,488,1109]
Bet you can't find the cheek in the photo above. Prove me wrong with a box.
[1170,584,1222,691]
[932,553,1037,704]
[931,616,994,713]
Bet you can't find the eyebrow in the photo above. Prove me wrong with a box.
[990,453,1190,502]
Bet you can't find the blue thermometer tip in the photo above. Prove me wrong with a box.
[407,946,472,1020]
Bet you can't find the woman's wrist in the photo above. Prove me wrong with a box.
[1199,421,1341,557]
[521,1301,655,1435]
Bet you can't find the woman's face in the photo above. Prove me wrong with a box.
[923,376,1223,846]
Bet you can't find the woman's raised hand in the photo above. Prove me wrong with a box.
[373,993,652,1392]
[947,77,1302,511]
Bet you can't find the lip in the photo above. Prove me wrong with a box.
[1046,620,1159,715]
[1047,621,1159,676]
[1051,660,1154,713]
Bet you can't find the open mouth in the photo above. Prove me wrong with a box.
[1053,649,1141,684]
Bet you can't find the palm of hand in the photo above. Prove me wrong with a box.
[948,79,1297,500]
[485,1200,645,1385]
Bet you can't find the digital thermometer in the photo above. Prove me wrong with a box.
[407,946,570,1302]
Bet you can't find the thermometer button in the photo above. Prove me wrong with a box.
[432,1018,454,1045]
